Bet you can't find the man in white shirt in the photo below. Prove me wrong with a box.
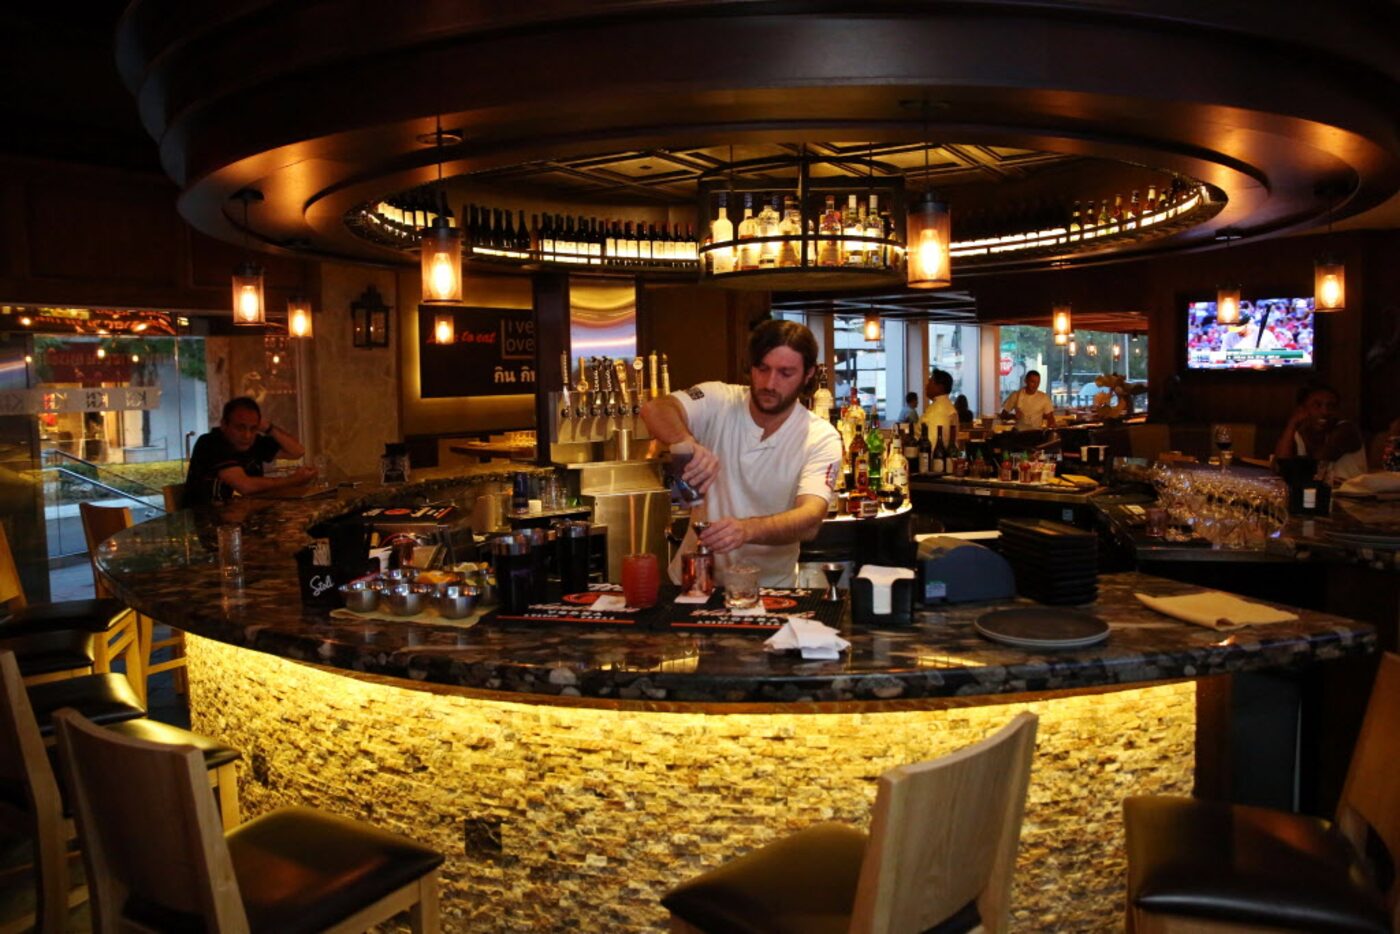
[919,368,958,448]
[640,319,843,587]
[1000,370,1056,430]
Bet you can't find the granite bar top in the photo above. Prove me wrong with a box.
[94,471,1376,710]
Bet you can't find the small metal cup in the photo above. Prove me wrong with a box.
[436,583,481,619]
[339,579,380,613]
[386,583,429,616]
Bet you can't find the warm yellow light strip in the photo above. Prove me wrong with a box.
[186,634,1194,931]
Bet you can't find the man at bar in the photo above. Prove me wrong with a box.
[1000,369,1056,430]
[1273,381,1366,484]
[921,368,959,446]
[641,319,842,587]
[183,397,315,507]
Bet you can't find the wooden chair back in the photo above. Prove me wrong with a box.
[53,708,248,934]
[0,651,70,933]
[0,522,26,609]
[1336,652,1400,927]
[162,483,185,513]
[78,503,132,599]
[1209,422,1257,460]
[850,712,1039,934]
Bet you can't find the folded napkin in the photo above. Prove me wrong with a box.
[1338,472,1400,497]
[764,618,851,660]
[1134,591,1298,631]
[592,594,628,611]
[857,566,916,615]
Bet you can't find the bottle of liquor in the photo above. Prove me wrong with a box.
[1125,191,1139,230]
[843,194,863,266]
[865,193,883,267]
[1109,194,1124,233]
[736,194,759,270]
[1143,184,1159,224]
[757,195,781,268]
[917,423,932,474]
[901,424,919,471]
[1068,202,1081,241]
[818,195,841,266]
[848,426,870,514]
[603,220,617,263]
[1082,200,1097,235]
[930,426,947,475]
[530,213,542,255]
[778,196,802,267]
[866,411,884,490]
[710,194,735,274]
[884,432,909,495]
[811,364,834,421]
[515,210,530,253]
[591,218,605,264]
[1097,199,1111,229]
[656,223,673,264]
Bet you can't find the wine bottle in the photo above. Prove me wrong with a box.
[866,410,884,490]
[529,213,541,255]
[710,194,735,274]
[917,423,932,474]
[818,195,841,267]
[737,194,759,270]
[931,426,947,475]
[843,194,863,266]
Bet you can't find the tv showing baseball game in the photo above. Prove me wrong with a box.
[1185,296,1315,370]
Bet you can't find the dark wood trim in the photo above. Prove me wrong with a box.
[532,272,570,466]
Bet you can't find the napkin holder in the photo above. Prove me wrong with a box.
[916,538,1016,604]
[851,577,914,627]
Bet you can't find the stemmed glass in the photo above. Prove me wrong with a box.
[1214,425,1234,471]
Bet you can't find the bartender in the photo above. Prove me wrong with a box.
[184,397,315,506]
[640,319,842,587]
[1000,369,1056,430]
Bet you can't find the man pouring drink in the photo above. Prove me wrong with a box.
[640,319,843,588]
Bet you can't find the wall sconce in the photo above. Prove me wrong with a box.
[863,311,883,342]
[287,296,314,339]
[432,312,456,345]
[1314,256,1345,312]
[1216,285,1241,325]
[230,189,266,326]
[1052,302,1072,345]
[906,190,951,289]
[1087,343,1098,357]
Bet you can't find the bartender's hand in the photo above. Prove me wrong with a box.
[683,439,721,493]
[699,517,748,553]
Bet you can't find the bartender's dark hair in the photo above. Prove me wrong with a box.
[222,396,262,423]
[749,318,818,379]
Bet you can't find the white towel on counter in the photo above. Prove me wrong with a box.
[1337,472,1400,497]
[1134,591,1298,631]
[764,618,851,660]
[857,566,916,615]
[592,594,628,611]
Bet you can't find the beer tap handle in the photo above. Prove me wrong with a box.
[589,359,603,417]
[660,353,671,396]
[559,352,572,419]
[614,359,630,409]
[632,357,645,415]
[648,351,659,400]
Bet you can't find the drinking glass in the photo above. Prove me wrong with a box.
[217,524,243,584]
[1214,425,1234,471]
[621,553,660,609]
[724,562,761,609]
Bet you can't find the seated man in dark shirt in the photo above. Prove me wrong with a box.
[184,396,316,507]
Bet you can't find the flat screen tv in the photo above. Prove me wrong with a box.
[1185,296,1315,371]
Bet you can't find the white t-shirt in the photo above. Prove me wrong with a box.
[674,382,842,587]
[919,395,958,448]
[1293,430,1367,484]
[1002,389,1055,430]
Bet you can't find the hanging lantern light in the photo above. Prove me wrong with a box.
[1215,285,1241,325]
[1314,256,1345,312]
[863,310,883,342]
[420,116,463,304]
[230,190,266,326]
[1112,342,1122,360]
[906,190,951,289]
[432,312,456,345]
[287,296,314,339]
[1068,337,1077,356]
[1052,302,1072,345]
[1087,343,1098,357]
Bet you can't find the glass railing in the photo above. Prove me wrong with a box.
[42,449,168,559]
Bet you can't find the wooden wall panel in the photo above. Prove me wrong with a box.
[24,180,179,285]
[638,283,769,394]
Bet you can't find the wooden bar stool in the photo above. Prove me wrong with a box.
[79,502,186,701]
[0,523,140,690]
[662,712,1039,934]
[0,651,241,934]
[54,707,442,934]
[1124,652,1399,933]
[162,482,185,512]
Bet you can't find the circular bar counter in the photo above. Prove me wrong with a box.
[94,470,1376,933]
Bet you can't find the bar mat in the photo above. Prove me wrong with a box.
[485,584,841,633]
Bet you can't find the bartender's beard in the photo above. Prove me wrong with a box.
[752,385,802,415]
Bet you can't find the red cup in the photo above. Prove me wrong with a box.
[621,553,660,609]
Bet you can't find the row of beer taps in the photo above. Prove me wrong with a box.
[559,351,670,420]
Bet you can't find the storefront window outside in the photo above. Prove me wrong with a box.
[832,314,889,417]
[998,326,1148,412]
[927,323,981,415]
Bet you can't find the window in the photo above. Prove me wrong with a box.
[998,326,1147,412]
[832,314,888,417]
[927,323,982,414]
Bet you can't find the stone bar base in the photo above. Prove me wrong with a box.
[187,634,1194,932]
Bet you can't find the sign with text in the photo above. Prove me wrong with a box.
[0,387,162,415]
[418,305,536,398]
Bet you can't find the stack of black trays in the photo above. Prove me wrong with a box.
[996,518,1098,605]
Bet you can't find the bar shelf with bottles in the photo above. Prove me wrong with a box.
[696,175,908,291]
[464,204,700,275]
[950,177,1221,262]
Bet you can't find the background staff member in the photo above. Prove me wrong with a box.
[920,368,958,447]
[640,319,842,587]
[183,397,314,507]
[1000,369,1056,430]
[1274,381,1366,484]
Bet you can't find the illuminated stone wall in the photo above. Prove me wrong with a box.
[187,635,1194,932]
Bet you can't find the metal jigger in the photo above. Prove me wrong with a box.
[821,562,846,602]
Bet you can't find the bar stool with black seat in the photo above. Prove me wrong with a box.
[1124,652,1399,934]
[54,707,443,934]
[0,651,242,934]
[0,523,140,690]
[79,502,186,701]
[662,712,1039,934]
